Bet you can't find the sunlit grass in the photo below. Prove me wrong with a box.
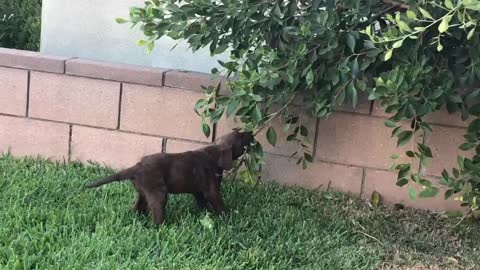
[0,155,478,269]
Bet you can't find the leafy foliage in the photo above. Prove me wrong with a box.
[366,0,480,209]
[122,0,480,210]
[0,0,42,51]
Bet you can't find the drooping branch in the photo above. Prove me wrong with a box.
[382,0,410,10]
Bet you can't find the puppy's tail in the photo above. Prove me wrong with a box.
[84,164,140,188]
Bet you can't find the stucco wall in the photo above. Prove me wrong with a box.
[40,0,228,73]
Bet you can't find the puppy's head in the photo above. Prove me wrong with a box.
[217,144,233,171]
[215,129,254,161]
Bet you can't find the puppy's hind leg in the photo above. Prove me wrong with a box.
[145,188,168,225]
[132,192,149,215]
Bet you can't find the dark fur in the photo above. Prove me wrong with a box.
[84,130,253,225]
[215,129,254,161]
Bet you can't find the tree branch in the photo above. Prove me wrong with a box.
[382,0,410,10]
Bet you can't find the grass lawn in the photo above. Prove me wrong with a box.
[0,155,478,269]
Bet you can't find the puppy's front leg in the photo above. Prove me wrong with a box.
[194,193,208,209]
[204,189,226,215]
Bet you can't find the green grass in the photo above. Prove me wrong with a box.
[0,155,478,270]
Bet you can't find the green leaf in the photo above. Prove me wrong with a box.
[457,11,465,22]
[239,169,256,184]
[194,99,205,115]
[371,191,381,207]
[214,44,229,54]
[418,143,433,158]
[397,131,413,147]
[348,83,358,108]
[406,11,417,20]
[250,94,263,102]
[406,151,415,157]
[453,168,460,178]
[226,99,238,118]
[437,42,443,52]
[384,49,393,61]
[395,12,402,24]
[391,126,402,137]
[136,40,148,46]
[419,7,434,20]
[392,39,403,49]
[464,182,472,193]
[216,97,229,106]
[115,18,129,24]
[419,187,439,198]
[438,16,452,33]
[448,95,463,103]
[464,0,480,10]
[459,142,476,150]
[445,0,454,9]
[439,176,450,185]
[302,158,308,169]
[202,121,211,138]
[385,120,397,128]
[390,154,400,159]
[418,178,432,187]
[389,163,396,171]
[147,41,155,53]
[398,21,412,32]
[387,14,395,22]
[199,213,214,230]
[273,4,283,18]
[457,156,465,170]
[351,58,359,78]
[252,105,262,122]
[357,80,367,91]
[467,28,475,40]
[211,68,219,75]
[396,178,409,187]
[266,127,277,147]
[420,157,432,169]
[398,164,411,179]
[467,89,480,99]
[304,153,313,163]
[468,119,480,133]
[347,33,356,52]
[306,68,314,86]
[300,125,308,137]
[409,187,417,200]
[210,108,224,124]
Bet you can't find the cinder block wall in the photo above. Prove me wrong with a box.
[0,48,467,211]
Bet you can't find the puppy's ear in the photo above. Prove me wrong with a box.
[242,131,254,145]
[218,146,233,171]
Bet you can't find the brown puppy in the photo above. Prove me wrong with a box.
[84,130,253,225]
